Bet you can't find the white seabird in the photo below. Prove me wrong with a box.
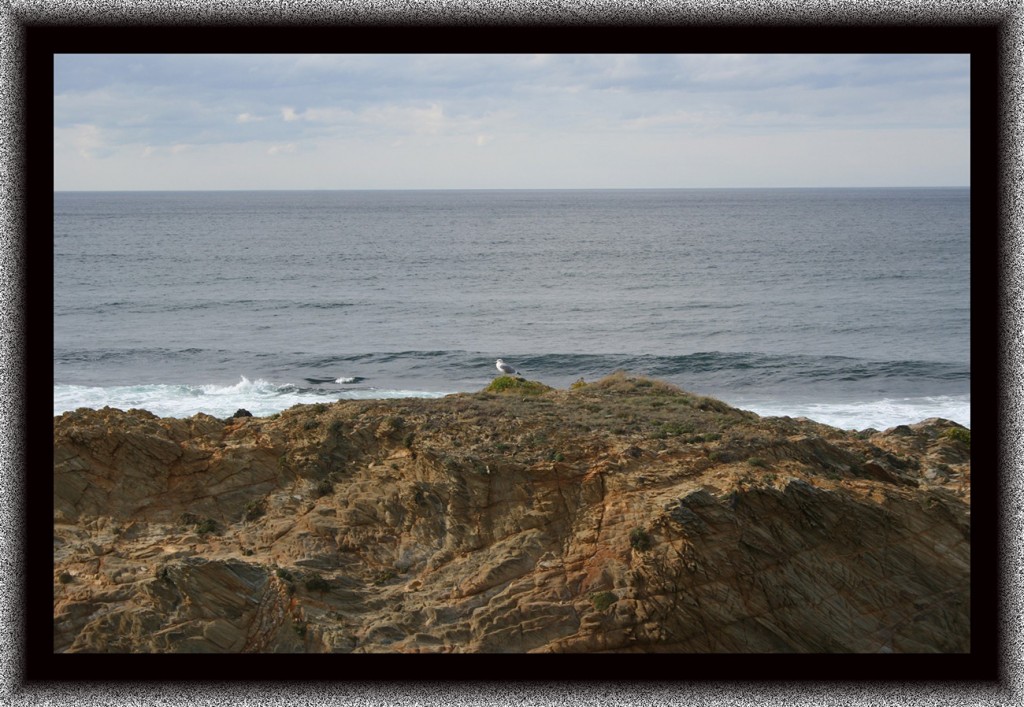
[496,359,522,376]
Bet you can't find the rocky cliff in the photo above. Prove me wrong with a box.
[53,373,971,653]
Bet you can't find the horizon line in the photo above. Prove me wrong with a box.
[53,185,971,193]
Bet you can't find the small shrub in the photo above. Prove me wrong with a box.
[484,376,554,395]
[570,378,588,390]
[943,427,971,447]
[372,570,395,586]
[243,499,266,522]
[695,396,731,413]
[293,620,307,638]
[58,571,74,584]
[591,591,617,612]
[275,567,294,582]
[314,480,333,498]
[630,527,652,552]
[663,422,692,437]
[747,457,768,468]
[304,419,320,431]
[304,574,332,594]
[194,518,218,536]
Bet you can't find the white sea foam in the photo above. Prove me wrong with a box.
[54,376,450,419]
[732,395,971,431]
[55,378,969,431]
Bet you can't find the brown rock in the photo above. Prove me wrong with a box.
[53,373,971,653]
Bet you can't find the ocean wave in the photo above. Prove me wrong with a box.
[53,379,969,430]
[505,351,969,386]
[54,376,450,419]
[53,349,970,427]
[54,348,970,388]
[734,395,971,431]
[56,347,967,375]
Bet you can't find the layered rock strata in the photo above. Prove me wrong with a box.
[53,373,971,653]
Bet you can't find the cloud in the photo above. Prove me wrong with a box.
[361,102,445,135]
[52,53,970,190]
[54,123,106,159]
[623,110,723,132]
[277,101,453,139]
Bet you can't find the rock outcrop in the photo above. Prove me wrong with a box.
[53,373,971,653]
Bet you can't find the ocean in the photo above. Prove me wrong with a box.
[53,188,971,430]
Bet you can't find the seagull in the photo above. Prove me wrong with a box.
[496,359,522,377]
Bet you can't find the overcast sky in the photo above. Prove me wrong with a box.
[53,53,970,190]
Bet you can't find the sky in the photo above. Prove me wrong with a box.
[52,53,971,190]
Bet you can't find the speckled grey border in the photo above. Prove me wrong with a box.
[2,0,1019,704]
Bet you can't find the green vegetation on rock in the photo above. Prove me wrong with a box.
[484,376,554,395]
[242,498,266,522]
[591,591,617,612]
[304,574,332,594]
[630,527,652,552]
[943,427,970,448]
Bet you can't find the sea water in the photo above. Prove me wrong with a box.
[53,188,970,429]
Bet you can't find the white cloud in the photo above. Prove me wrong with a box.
[359,102,446,135]
[54,123,104,159]
[52,54,970,190]
[623,110,722,131]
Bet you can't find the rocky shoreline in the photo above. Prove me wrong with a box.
[53,373,971,653]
